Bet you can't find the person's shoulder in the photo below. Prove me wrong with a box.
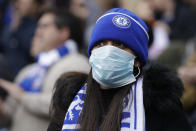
[143,62,184,112]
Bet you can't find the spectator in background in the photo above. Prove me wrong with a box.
[170,0,196,40]
[132,0,171,60]
[47,72,88,131]
[140,0,196,70]
[52,0,90,21]
[69,0,90,21]
[0,0,48,77]
[147,0,196,40]
[178,37,196,130]
[30,9,79,57]
[52,0,90,52]
[0,9,88,131]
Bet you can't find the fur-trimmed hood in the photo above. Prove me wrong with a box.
[143,62,184,113]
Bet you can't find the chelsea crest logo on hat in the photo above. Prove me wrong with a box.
[112,15,131,28]
[88,8,149,66]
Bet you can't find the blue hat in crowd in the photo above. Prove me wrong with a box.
[88,8,149,66]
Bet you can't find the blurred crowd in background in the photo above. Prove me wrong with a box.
[0,0,196,131]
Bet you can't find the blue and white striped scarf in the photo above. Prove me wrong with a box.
[19,39,78,93]
[62,78,146,131]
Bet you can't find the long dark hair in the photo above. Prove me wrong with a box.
[78,70,136,131]
[49,72,88,131]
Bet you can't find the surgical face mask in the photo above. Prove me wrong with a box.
[89,45,136,88]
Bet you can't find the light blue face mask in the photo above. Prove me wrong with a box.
[89,45,137,88]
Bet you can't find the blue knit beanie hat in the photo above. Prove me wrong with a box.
[88,8,149,66]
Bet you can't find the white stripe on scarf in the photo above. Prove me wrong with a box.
[19,39,78,92]
[62,78,145,131]
[38,39,78,67]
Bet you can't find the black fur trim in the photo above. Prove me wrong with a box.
[143,62,184,113]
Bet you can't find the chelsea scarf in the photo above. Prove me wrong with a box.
[19,39,78,93]
[62,78,146,131]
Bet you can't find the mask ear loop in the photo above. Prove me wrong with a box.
[135,66,140,78]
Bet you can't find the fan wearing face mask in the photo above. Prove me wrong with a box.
[60,8,192,131]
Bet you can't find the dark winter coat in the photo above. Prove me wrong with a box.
[47,63,192,131]
[143,63,192,131]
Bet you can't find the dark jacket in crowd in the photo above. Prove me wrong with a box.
[169,4,196,40]
[143,63,192,131]
[47,63,192,131]
[0,17,36,76]
[0,54,14,100]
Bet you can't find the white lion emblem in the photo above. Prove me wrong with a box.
[67,95,84,121]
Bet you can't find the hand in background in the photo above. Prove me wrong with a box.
[0,79,24,103]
